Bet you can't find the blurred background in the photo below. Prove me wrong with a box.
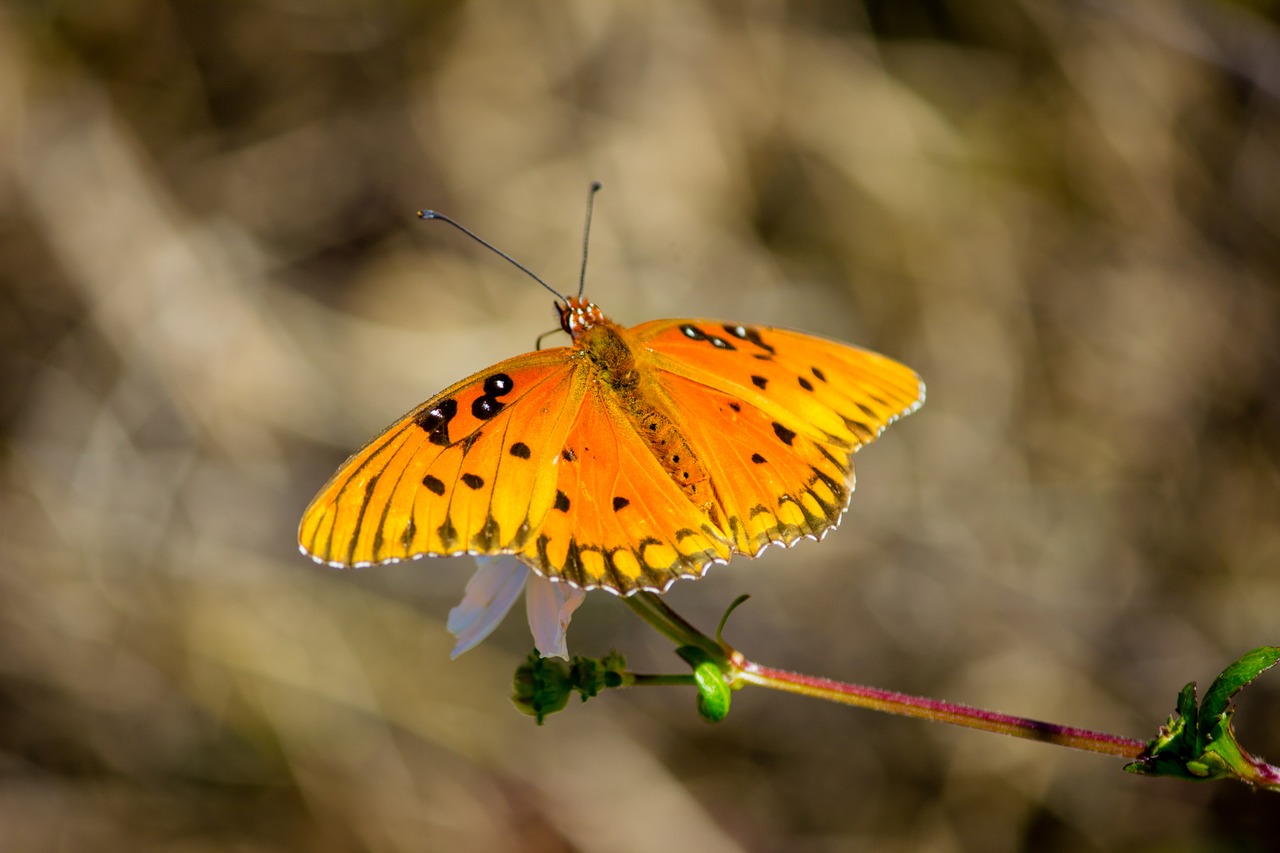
[3,1,1279,850]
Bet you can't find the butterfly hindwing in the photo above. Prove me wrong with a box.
[648,372,851,555]
[521,386,733,591]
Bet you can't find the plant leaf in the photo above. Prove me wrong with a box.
[1126,646,1280,791]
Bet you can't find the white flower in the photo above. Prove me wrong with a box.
[447,555,586,660]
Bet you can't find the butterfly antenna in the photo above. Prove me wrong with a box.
[577,181,603,299]
[416,209,567,303]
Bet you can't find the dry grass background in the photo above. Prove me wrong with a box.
[3,1,1280,850]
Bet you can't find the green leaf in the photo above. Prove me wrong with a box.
[1198,646,1280,741]
[1126,646,1280,791]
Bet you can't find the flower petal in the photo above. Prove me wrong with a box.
[525,574,586,660]
[447,556,528,659]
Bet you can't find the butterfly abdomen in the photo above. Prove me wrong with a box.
[576,317,715,511]
[634,408,712,507]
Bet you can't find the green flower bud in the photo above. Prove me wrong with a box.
[512,653,572,724]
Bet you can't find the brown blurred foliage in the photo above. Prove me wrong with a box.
[3,1,1279,850]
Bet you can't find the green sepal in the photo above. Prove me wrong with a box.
[512,652,572,725]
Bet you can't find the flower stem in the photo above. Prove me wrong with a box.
[622,592,1146,758]
[623,592,725,660]
[734,659,1146,758]
[620,592,1149,757]
[626,673,697,687]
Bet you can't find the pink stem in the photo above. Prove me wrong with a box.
[736,659,1146,758]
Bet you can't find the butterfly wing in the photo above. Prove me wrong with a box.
[632,318,924,556]
[517,384,733,592]
[300,311,922,595]
[299,349,588,567]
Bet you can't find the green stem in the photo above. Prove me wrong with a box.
[626,673,697,687]
[623,592,725,660]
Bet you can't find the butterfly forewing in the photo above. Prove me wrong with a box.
[299,349,586,567]
[633,318,924,556]
[637,319,924,452]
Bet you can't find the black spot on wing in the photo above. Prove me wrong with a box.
[613,496,630,511]
[751,375,768,389]
[798,376,814,391]
[554,490,570,512]
[562,448,577,462]
[751,453,766,464]
[422,474,445,496]
[471,372,516,421]
[414,398,457,447]
[772,422,797,446]
[811,366,827,382]
[460,473,485,490]
[681,323,735,350]
[484,373,514,396]
[471,396,503,420]
[723,324,776,355]
[509,441,531,459]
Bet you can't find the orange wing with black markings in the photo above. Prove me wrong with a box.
[299,350,587,567]
[299,297,923,594]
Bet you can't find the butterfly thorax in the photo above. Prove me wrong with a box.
[566,300,716,518]
[576,317,640,390]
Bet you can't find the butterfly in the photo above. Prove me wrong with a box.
[299,199,924,595]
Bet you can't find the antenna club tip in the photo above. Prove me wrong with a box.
[417,210,440,220]
[589,181,603,192]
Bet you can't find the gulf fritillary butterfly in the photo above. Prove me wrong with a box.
[299,196,924,595]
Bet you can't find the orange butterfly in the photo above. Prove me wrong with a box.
[299,203,924,595]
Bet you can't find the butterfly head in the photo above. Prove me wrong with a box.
[558,296,606,338]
